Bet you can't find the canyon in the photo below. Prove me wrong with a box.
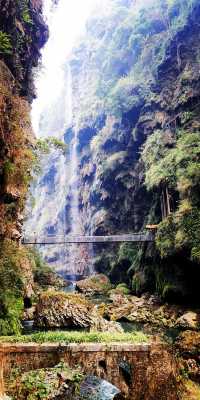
[0,0,200,399]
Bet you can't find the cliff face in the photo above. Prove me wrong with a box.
[24,0,200,300]
[68,0,200,299]
[0,0,48,335]
[0,0,48,240]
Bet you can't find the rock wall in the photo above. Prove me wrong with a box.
[0,0,48,334]
[67,0,200,298]
[0,0,48,240]
[0,342,178,399]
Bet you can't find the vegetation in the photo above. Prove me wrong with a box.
[142,129,200,261]
[0,240,33,335]
[8,363,84,400]
[0,31,12,54]
[0,330,149,344]
[111,283,130,295]
[36,137,67,154]
[72,0,198,126]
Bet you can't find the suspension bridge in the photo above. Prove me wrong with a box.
[22,230,156,245]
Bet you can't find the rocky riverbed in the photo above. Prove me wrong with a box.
[19,272,200,399]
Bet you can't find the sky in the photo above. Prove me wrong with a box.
[32,0,100,136]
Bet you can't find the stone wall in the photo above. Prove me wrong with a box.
[0,342,178,399]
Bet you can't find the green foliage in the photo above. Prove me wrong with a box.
[142,128,200,261]
[118,243,139,265]
[18,0,33,25]
[36,137,67,155]
[73,0,197,123]
[48,137,67,152]
[9,363,84,400]
[114,283,130,295]
[3,160,16,180]
[155,268,176,299]
[0,31,12,55]
[0,330,149,344]
[0,240,26,335]
[132,271,147,295]
[156,216,176,258]
[141,130,176,189]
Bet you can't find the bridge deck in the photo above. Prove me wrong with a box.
[22,233,155,245]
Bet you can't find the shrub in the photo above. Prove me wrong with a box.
[115,283,130,295]
[0,31,12,55]
[0,240,27,335]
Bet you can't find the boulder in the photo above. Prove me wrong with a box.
[175,312,199,330]
[175,331,200,357]
[90,309,123,333]
[35,269,70,290]
[80,376,121,400]
[176,331,200,382]
[34,291,94,329]
[34,290,123,333]
[76,274,112,296]
[103,294,189,329]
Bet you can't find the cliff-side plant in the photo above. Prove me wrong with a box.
[143,128,200,261]
[0,31,12,55]
[18,0,33,25]
[0,240,36,335]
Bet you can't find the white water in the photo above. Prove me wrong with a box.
[66,66,82,277]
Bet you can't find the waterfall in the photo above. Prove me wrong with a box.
[65,66,82,278]
[24,0,96,278]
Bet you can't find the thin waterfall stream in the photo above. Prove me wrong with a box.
[24,1,94,279]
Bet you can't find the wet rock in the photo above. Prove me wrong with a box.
[175,331,200,358]
[103,293,200,331]
[176,331,200,382]
[175,312,199,330]
[76,274,112,296]
[90,310,124,333]
[10,228,21,241]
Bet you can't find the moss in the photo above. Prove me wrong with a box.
[0,330,149,344]
[39,290,91,306]
[181,379,200,400]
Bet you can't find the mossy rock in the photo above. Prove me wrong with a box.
[8,363,84,400]
[76,274,112,296]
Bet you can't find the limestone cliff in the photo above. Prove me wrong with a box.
[0,0,48,240]
[0,0,48,335]
[68,0,200,300]
[25,0,200,301]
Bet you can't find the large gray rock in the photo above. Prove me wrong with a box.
[34,290,123,333]
[35,291,94,329]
